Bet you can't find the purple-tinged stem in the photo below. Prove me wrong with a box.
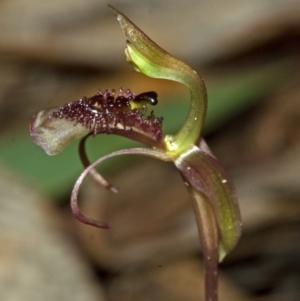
[187,186,219,301]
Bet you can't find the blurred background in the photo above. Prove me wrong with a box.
[0,0,300,300]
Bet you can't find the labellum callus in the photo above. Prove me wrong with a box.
[52,88,162,137]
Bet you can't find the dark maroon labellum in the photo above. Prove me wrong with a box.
[51,88,163,140]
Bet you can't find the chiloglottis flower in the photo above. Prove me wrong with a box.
[30,6,241,301]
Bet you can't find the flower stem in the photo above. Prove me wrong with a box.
[188,186,219,301]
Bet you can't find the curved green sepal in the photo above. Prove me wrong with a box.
[110,5,207,157]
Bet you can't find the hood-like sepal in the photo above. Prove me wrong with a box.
[110,5,207,157]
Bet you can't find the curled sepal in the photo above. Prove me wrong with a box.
[30,109,90,156]
[79,134,118,193]
[110,5,207,157]
[71,147,171,228]
[175,141,242,261]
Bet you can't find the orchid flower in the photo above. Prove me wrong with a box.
[30,6,241,301]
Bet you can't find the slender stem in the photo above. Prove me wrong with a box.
[187,186,219,301]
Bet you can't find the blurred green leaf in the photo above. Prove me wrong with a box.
[0,131,138,200]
